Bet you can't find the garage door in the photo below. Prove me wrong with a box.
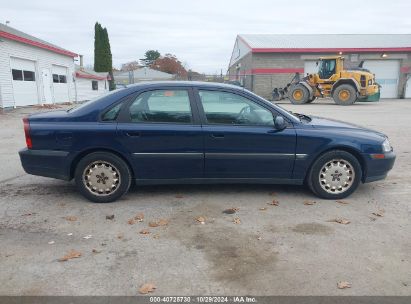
[52,65,70,103]
[11,57,39,106]
[363,60,400,98]
[304,61,318,75]
[405,77,411,98]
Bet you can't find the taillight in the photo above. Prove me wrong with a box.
[23,117,32,149]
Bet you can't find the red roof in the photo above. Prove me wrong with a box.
[0,25,77,58]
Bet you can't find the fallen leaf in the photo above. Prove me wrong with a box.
[139,283,156,294]
[134,213,144,222]
[158,219,168,226]
[175,194,184,198]
[83,235,93,239]
[337,281,352,289]
[58,249,81,262]
[259,207,267,211]
[21,212,36,216]
[222,208,239,214]
[257,236,262,240]
[149,219,168,227]
[92,249,101,254]
[268,200,279,206]
[65,216,77,222]
[328,218,351,225]
[117,233,124,239]
[140,229,150,235]
[152,234,160,239]
[48,241,55,245]
[195,216,206,224]
[128,218,136,225]
[336,200,349,205]
[372,209,385,217]
[106,214,115,220]
[303,200,316,205]
[233,218,241,224]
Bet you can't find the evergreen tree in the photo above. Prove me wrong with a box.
[94,22,115,90]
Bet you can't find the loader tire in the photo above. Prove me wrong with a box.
[288,84,310,104]
[333,84,357,105]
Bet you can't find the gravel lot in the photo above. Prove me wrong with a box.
[0,99,410,296]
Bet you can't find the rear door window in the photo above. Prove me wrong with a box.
[128,90,193,124]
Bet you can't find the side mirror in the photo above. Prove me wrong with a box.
[274,116,286,130]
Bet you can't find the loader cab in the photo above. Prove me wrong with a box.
[317,58,337,79]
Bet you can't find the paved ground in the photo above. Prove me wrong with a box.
[0,99,410,296]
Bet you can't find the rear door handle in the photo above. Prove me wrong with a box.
[125,131,141,137]
[211,133,225,139]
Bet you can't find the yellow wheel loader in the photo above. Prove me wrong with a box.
[272,56,380,105]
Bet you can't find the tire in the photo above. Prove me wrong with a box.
[307,150,362,200]
[288,84,310,104]
[74,152,132,203]
[333,84,357,105]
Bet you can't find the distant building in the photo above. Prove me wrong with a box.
[114,67,173,85]
[228,34,411,99]
[74,59,109,101]
[0,23,77,108]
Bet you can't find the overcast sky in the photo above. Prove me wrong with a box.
[2,0,411,74]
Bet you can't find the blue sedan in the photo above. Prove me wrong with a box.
[19,82,395,203]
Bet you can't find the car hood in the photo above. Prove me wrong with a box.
[306,115,386,138]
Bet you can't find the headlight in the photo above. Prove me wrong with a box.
[382,138,392,152]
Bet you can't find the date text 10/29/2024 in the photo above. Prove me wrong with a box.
[149,296,257,303]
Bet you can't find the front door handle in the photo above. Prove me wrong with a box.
[211,133,225,139]
[125,131,141,137]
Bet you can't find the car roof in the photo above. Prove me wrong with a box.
[125,81,245,91]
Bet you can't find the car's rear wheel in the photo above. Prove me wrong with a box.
[307,150,362,199]
[75,152,131,203]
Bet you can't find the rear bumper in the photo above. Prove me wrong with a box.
[19,148,71,180]
[363,151,396,183]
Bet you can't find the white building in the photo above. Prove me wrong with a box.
[0,23,77,108]
[75,63,109,101]
[114,67,173,85]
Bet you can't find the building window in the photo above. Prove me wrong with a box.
[92,80,98,90]
[12,69,23,81]
[59,75,67,83]
[23,70,35,81]
[53,74,67,83]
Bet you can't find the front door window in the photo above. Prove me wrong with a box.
[198,90,274,126]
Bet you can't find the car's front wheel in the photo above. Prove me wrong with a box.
[307,150,362,199]
[75,152,131,203]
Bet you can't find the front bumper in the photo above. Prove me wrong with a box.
[363,151,396,183]
[19,148,71,180]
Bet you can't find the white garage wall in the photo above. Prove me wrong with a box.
[0,38,75,107]
[405,77,411,98]
[304,61,318,75]
[363,60,400,98]
[75,78,108,102]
